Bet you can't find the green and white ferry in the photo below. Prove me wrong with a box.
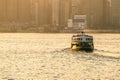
[71,32,94,51]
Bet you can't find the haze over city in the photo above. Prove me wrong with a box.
[0,0,120,80]
[0,0,120,32]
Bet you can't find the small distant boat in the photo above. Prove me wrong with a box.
[71,32,94,51]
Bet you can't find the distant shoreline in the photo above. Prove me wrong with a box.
[0,27,120,33]
[60,29,120,33]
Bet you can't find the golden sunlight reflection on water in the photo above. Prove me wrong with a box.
[0,33,120,80]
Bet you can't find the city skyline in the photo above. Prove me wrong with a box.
[0,0,120,32]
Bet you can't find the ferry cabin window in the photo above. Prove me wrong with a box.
[86,38,93,41]
[77,38,82,40]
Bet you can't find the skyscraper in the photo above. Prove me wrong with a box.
[111,0,120,27]
[52,0,60,26]
[71,0,105,28]
[59,0,71,26]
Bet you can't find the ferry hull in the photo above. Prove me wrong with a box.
[72,46,94,51]
[71,43,94,51]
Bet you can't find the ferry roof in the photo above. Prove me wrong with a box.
[72,34,93,37]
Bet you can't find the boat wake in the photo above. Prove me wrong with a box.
[52,47,120,59]
[94,49,120,59]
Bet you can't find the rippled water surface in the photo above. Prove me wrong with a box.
[0,33,120,80]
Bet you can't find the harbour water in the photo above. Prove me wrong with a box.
[0,33,120,80]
